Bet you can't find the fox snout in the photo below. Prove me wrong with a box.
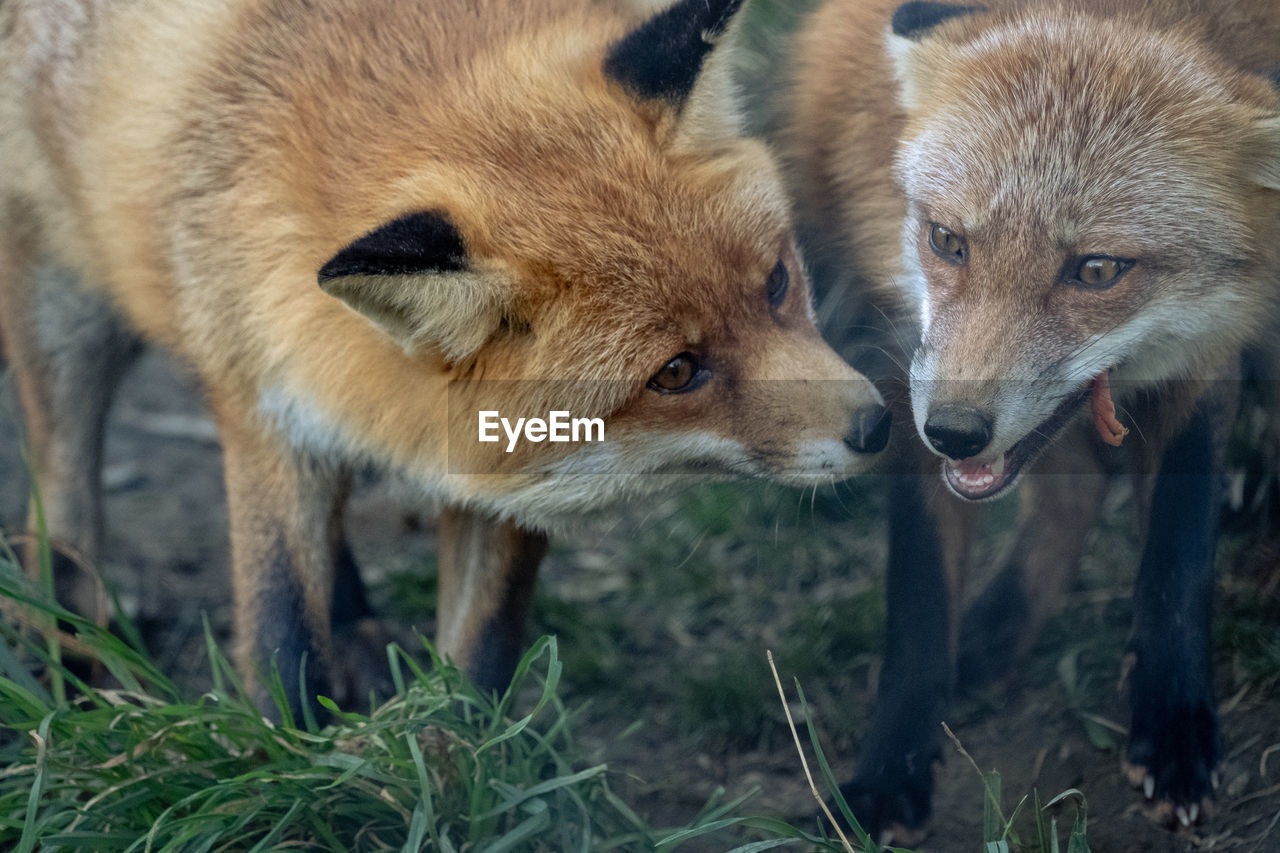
[751,339,891,483]
[922,403,991,460]
[773,386,888,485]
[847,401,892,455]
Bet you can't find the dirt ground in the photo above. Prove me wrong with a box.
[1,348,1277,852]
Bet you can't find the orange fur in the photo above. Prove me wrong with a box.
[0,0,888,708]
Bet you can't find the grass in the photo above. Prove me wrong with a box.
[0,515,1106,853]
[0,540,870,852]
[1,571,636,850]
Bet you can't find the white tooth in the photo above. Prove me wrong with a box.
[991,453,1006,477]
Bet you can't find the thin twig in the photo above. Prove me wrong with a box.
[766,650,856,853]
[942,721,1008,827]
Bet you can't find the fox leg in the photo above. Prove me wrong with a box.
[215,399,351,718]
[322,481,394,709]
[435,506,547,692]
[0,229,141,621]
[1123,391,1229,824]
[957,426,1110,685]
[839,438,978,844]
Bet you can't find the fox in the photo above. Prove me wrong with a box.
[0,0,893,717]
[782,0,1280,841]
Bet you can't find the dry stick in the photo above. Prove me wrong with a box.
[766,649,857,853]
[942,721,1008,827]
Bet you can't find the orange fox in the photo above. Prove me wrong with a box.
[0,0,890,713]
[785,0,1280,840]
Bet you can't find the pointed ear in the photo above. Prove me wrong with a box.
[604,0,746,111]
[318,211,510,360]
[1253,115,1280,191]
[886,2,983,111]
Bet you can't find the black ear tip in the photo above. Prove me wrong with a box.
[891,1,983,39]
[703,0,748,39]
[318,210,469,284]
[604,0,747,106]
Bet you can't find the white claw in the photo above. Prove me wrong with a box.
[1189,803,1200,824]
[1211,770,1221,791]
[1143,775,1155,799]
[1176,806,1191,827]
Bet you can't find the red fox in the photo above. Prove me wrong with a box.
[0,0,891,714]
[784,0,1280,840]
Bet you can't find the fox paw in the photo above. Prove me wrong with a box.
[1124,685,1220,827]
[836,761,935,846]
[1123,760,1217,827]
[330,617,397,709]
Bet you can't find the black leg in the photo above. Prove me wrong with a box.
[1125,402,1222,820]
[326,534,396,709]
[840,474,951,840]
[252,533,327,720]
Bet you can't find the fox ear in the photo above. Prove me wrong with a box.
[318,210,509,361]
[887,2,983,111]
[605,0,746,110]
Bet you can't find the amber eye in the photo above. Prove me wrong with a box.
[928,223,967,265]
[1065,255,1133,289]
[647,352,707,394]
[767,259,789,308]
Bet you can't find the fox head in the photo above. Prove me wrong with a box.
[881,1,1280,500]
[237,0,888,525]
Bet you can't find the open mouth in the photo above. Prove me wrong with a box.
[940,382,1095,501]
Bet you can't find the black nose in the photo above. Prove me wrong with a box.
[845,403,892,455]
[923,404,993,459]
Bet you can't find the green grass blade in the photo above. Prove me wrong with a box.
[793,679,878,851]
[725,840,803,853]
[298,651,319,734]
[0,676,53,722]
[16,712,55,853]
[478,804,552,853]
[982,769,1003,843]
[474,764,607,820]
[245,798,303,852]
[402,805,427,853]
[265,654,297,730]
[405,728,441,850]
[1033,788,1050,853]
[0,626,52,704]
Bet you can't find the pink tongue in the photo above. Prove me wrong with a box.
[956,459,992,478]
[1090,371,1128,447]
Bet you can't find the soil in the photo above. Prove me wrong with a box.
[1,348,1277,852]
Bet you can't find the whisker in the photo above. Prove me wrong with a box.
[1034,291,1159,382]
[871,299,917,360]
[1113,400,1148,446]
